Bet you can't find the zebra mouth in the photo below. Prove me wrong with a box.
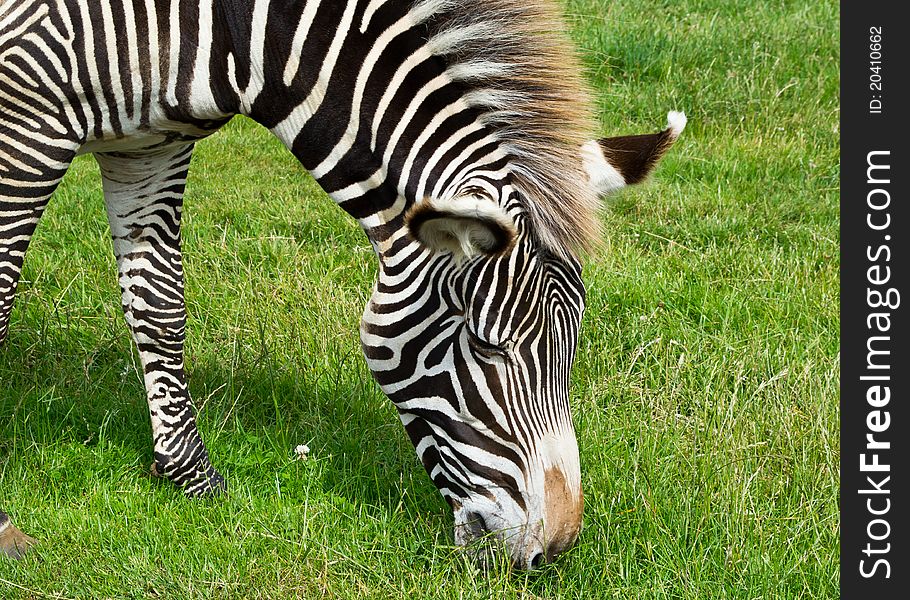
[463,511,489,539]
[454,511,509,569]
[454,512,548,570]
[454,510,490,547]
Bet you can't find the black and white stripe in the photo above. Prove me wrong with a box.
[1,0,683,567]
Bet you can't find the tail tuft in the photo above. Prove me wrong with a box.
[666,111,687,138]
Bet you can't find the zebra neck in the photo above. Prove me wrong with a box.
[224,0,509,249]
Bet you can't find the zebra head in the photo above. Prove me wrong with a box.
[361,114,685,569]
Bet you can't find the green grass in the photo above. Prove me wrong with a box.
[1,0,838,597]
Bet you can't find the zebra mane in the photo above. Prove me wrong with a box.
[414,0,602,258]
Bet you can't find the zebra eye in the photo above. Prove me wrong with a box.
[465,328,510,359]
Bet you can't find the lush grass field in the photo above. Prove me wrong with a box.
[1,0,838,598]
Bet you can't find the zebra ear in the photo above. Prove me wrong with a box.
[407,195,517,260]
[583,111,686,197]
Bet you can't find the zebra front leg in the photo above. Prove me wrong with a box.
[96,146,225,496]
[0,511,35,559]
[1,134,76,558]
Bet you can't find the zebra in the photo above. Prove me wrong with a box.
[0,0,684,568]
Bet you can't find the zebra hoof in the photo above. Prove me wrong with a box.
[186,467,227,498]
[0,521,36,560]
[150,461,227,497]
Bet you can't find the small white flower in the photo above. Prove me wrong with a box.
[294,444,310,460]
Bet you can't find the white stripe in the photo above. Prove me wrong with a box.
[165,0,181,106]
[310,10,417,179]
[282,0,322,87]
[395,96,472,193]
[431,142,507,200]
[190,0,216,110]
[414,121,484,201]
[360,0,389,33]
[242,0,271,107]
[144,0,160,118]
[377,73,449,181]
[75,0,110,137]
[328,166,385,203]
[271,0,358,145]
[99,0,125,124]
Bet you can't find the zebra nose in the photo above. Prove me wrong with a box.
[545,524,580,562]
[543,466,583,558]
[516,547,546,570]
[514,528,578,570]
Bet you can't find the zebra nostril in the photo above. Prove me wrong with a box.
[529,551,545,569]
